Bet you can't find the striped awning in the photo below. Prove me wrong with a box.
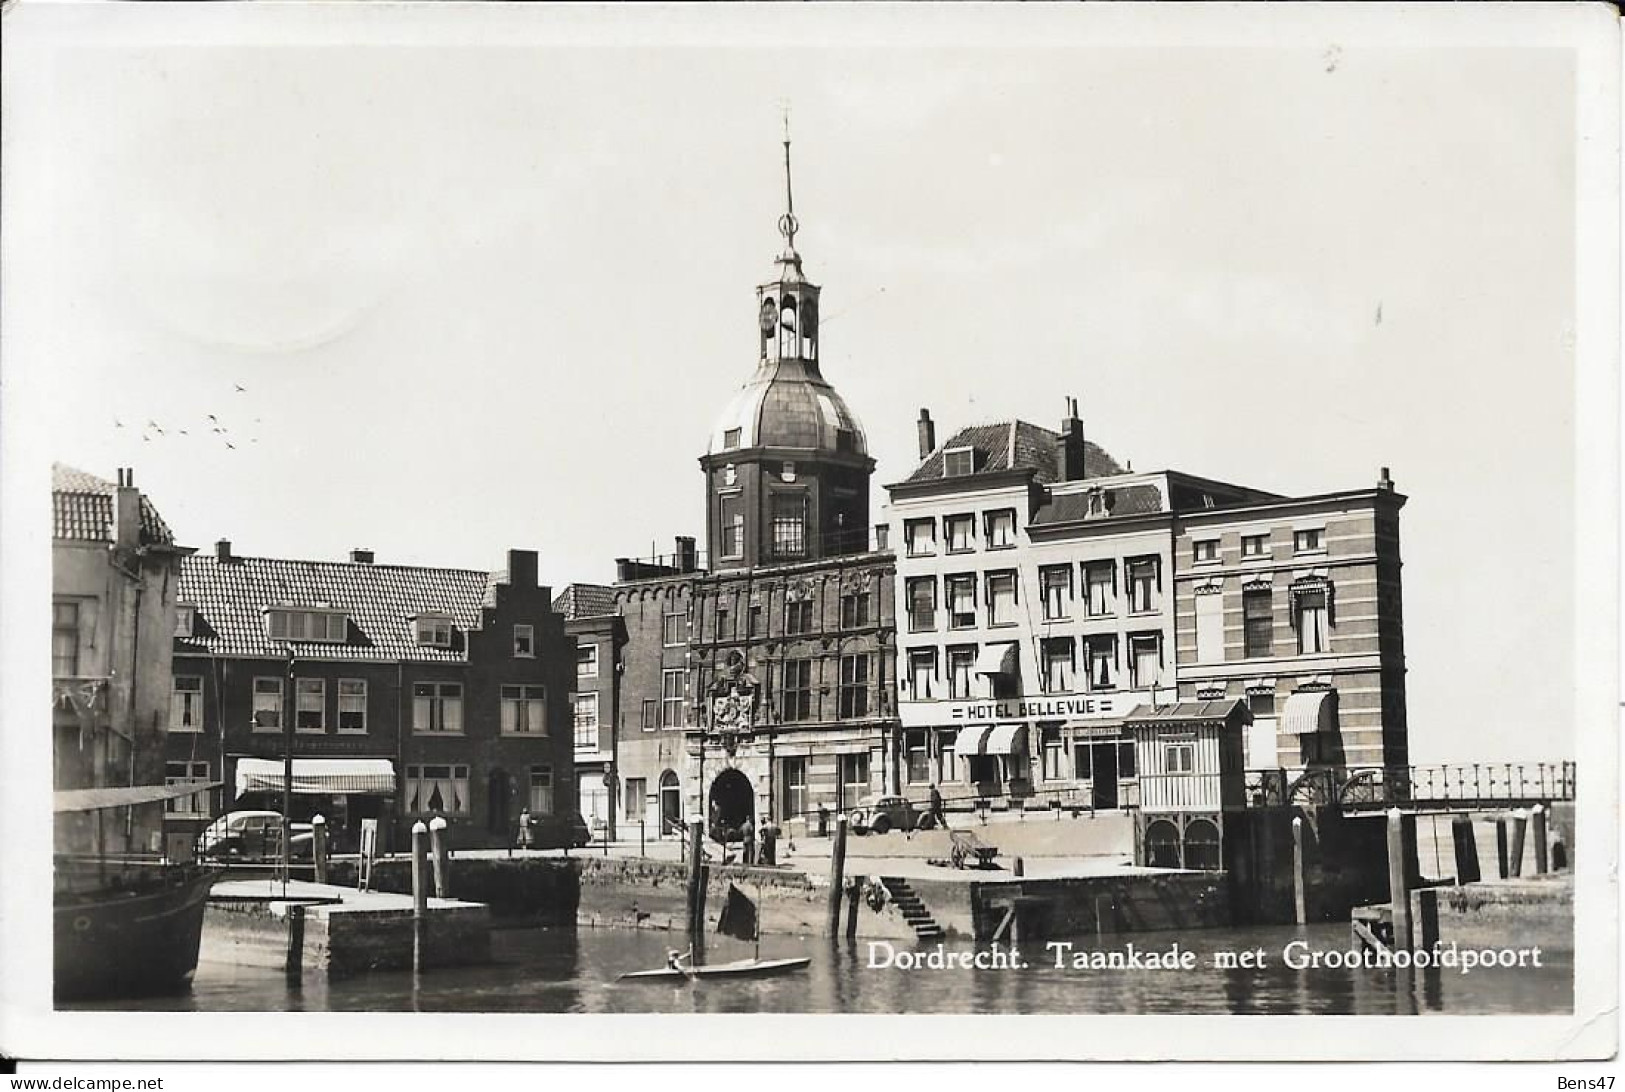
[974,642,1019,676]
[235,757,396,796]
[1281,689,1338,735]
[969,724,1026,755]
[54,782,222,814]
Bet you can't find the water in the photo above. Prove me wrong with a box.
[72,923,1571,1015]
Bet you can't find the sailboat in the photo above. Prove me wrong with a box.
[619,880,810,982]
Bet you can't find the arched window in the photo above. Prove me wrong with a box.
[779,296,799,358]
[1183,817,1222,870]
[1145,818,1181,868]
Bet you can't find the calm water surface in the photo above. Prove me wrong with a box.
[75,923,1571,1015]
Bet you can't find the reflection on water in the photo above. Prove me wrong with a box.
[71,924,1571,1016]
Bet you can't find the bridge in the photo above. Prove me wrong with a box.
[1245,761,1576,815]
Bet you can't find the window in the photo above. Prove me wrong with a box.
[164,761,210,817]
[571,692,598,748]
[906,577,937,633]
[1243,589,1274,658]
[174,605,196,638]
[783,758,808,823]
[661,669,686,728]
[412,614,453,648]
[836,428,856,453]
[1296,589,1330,654]
[1041,638,1075,693]
[1129,634,1162,688]
[905,519,936,557]
[840,591,871,629]
[781,659,813,722]
[908,650,937,700]
[268,608,349,644]
[1119,738,1137,779]
[985,509,1016,549]
[1247,691,1277,719]
[771,494,806,559]
[641,698,658,732]
[748,604,763,637]
[1241,534,1269,559]
[1294,528,1325,554]
[252,678,283,731]
[498,684,547,736]
[715,602,732,640]
[338,679,367,733]
[1164,742,1195,775]
[625,778,646,819]
[985,571,1017,625]
[406,764,471,817]
[945,514,976,553]
[1193,540,1219,564]
[1041,727,1066,781]
[1125,557,1160,614]
[295,678,326,733]
[839,752,870,812]
[412,682,464,734]
[1085,637,1116,691]
[662,612,686,647]
[946,646,976,699]
[785,599,814,636]
[1195,589,1225,664]
[939,730,959,783]
[1040,565,1073,620]
[906,730,930,784]
[576,643,599,678]
[528,766,554,815]
[1084,563,1115,617]
[721,511,746,559]
[170,676,203,732]
[839,654,869,718]
[513,625,535,658]
[943,575,976,629]
[943,447,975,477]
[52,602,80,676]
[723,427,741,449]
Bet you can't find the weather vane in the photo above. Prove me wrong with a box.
[777,100,798,252]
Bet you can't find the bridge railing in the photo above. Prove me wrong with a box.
[1335,761,1575,810]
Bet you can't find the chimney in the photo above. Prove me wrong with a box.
[215,538,233,562]
[506,549,539,589]
[350,548,375,565]
[113,468,141,548]
[1378,467,1395,492]
[674,536,698,574]
[917,409,936,460]
[1056,397,1086,481]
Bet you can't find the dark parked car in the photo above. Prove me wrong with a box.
[527,811,593,850]
[850,794,918,835]
[195,811,315,861]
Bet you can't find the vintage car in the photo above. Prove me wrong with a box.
[194,811,315,861]
[850,794,918,835]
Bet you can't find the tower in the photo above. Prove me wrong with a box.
[700,129,875,571]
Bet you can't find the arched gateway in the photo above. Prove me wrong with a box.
[709,768,755,843]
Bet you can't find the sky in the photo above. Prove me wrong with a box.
[3,10,1588,765]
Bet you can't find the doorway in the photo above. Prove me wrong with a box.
[709,768,755,843]
[486,769,510,839]
[659,770,681,836]
[1090,742,1119,810]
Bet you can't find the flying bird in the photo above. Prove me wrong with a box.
[225,442,236,450]
[234,384,247,393]
[113,418,124,429]
[207,414,219,423]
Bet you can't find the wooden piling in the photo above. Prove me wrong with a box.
[1451,815,1479,884]
[311,815,329,885]
[429,816,450,899]
[1013,856,1024,878]
[1386,808,1411,951]
[686,818,707,961]
[1495,817,1509,879]
[285,903,305,985]
[1530,804,1548,874]
[1508,810,1527,878]
[827,813,849,937]
[844,880,859,941]
[1291,815,1307,925]
[411,820,429,974]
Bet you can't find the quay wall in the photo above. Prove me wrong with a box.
[202,899,493,977]
[325,857,580,925]
[967,872,1231,940]
[1410,874,1573,954]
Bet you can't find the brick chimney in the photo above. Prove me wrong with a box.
[113,468,141,548]
[917,409,936,460]
[1056,397,1086,481]
[350,548,375,565]
[215,538,233,563]
[674,536,698,574]
[1378,467,1396,492]
[506,549,539,589]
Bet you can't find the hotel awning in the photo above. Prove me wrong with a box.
[970,724,1026,755]
[1281,689,1338,735]
[235,757,397,796]
[974,642,1019,676]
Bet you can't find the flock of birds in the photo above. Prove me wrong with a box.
[113,384,261,450]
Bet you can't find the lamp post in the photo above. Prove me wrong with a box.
[281,650,295,892]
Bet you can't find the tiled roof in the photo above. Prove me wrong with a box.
[1031,484,1165,525]
[1124,700,1252,726]
[176,554,494,662]
[553,584,617,620]
[905,421,1122,485]
[52,464,174,545]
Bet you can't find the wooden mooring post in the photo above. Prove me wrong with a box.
[686,818,707,961]
[411,820,429,975]
[311,814,329,885]
[285,903,305,985]
[827,813,849,938]
[1451,815,1480,885]
[1530,804,1548,874]
[1386,808,1412,951]
[1291,815,1307,925]
[429,815,450,898]
[1508,809,1528,878]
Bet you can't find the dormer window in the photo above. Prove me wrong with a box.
[266,607,348,643]
[174,605,196,638]
[836,428,855,454]
[414,613,455,648]
[943,447,975,477]
[723,428,741,450]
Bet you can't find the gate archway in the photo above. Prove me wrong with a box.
[709,768,755,843]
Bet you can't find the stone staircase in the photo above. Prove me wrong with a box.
[881,876,944,940]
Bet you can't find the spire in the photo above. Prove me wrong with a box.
[776,104,802,274]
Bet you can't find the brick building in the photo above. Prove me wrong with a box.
[552,583,625,838]
[162,542,576,853]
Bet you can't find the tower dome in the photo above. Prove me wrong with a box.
[707,357,868,457]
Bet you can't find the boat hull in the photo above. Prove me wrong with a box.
[620,956,811,982]
[54,864,218,1002]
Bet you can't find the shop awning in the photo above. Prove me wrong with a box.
[974,642,1019,676]
[1281,689,1338,735]
[969,724,1026,755]
[54,782,222,814]
[235,757,397,796]
[1124,700,1252,730]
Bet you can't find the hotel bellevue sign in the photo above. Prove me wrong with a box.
[899,691,1154,729]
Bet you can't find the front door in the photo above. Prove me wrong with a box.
[1091,742,1119,809]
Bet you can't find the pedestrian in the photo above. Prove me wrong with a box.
[929,783,946,830]
[741,815,756,866]
[817,801,829,838]
[517,807,532,851]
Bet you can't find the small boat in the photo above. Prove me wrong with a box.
[619,955,811,981]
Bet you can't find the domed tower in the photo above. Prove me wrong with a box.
[701,131,875,571]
